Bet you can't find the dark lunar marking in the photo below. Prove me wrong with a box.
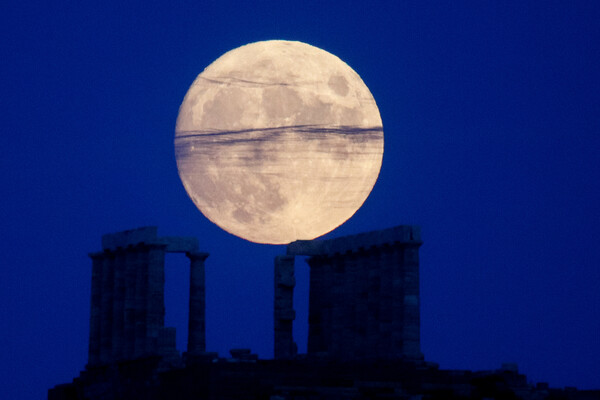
[233,208,253,224]
[328,75,349,96]
[201,88,251,130]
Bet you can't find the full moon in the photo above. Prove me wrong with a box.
[175,40,383,244]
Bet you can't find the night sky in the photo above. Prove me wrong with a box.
[2,2,599,399]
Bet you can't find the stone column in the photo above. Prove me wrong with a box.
[87,252,104,366]
[186,251,209,356]
[320,257,334,357]
[158,326,179,362]
[329,255,345,359]
[391,244,405,359]
[307,257,325,354]
[111,249,126,360]
[146,244,166,355]
[378,244,393,360]
[274,255,296,359]
[308,255,335,357]
[366,248,381,359]
[123,249,137,360]
[401,242,422,359]
[341,252,358,360]
[354,251,369,359]
[99,253,115,364]
[133,247,148,358]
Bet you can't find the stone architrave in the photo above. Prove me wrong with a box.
[186,251,209,356]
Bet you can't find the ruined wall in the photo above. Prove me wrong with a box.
[87,227,207,367]
[287,225,423,361]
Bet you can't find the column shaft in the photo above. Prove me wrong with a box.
[329,255,345,359]
[307,257,325,354]
[123,249,137,359]
[111,250,126,360]
[99,253,114,364]
[146,244,166,354]
[187,252,209,356]
[378,245,393,360]
[354,251,369,359]
[88,253,104,366]
[274,255,296,359]
[341,253,358,360]
[133,248,148,358]
[366,248,381,359]
[402,244,422,359]
[391,245,405,358]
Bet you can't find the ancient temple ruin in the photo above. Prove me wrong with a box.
[50,225,591,400]
[275,225,423,361]
[86,227,208,367]
[86,225,423,367]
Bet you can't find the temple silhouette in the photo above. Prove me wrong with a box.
[49,226,599,400]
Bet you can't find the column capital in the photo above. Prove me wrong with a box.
[88,251,106,260]
[186,251,209,261]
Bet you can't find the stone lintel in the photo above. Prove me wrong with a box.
[156,237,199,253]
[287,225,423,256]
[101,227,199,253]
[186,251,209,261]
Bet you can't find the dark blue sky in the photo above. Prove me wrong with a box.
[1,2,599,398]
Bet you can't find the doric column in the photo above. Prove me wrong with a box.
[111,249,126,360]
[87,252,104,366]
[123,248,137,359]
[341,252,358,360]
[133,247,148,358]
[391,244,405,359]
[186,251,209,356]
[329,255,344,359]
[354,251,369,359]
[307,256,325,354]
[401,242,422,359]
[378,244,393,360]
[366,248,381,359]
[99,252,115,364]
[274,255,296,359]
[145,244,166,355]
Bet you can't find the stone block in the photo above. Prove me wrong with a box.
[101,226,199,253]
[102,227,158,251]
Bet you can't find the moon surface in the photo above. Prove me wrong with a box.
[175,40,383,244]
